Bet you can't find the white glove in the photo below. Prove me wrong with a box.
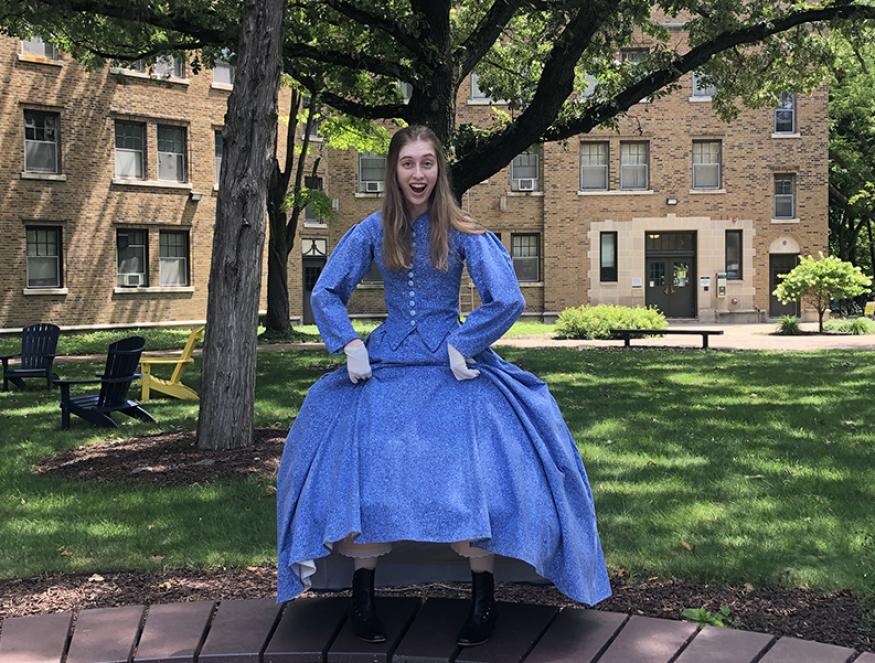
[448,342,480,381]
[343,339,372,384]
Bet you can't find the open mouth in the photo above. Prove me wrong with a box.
[410,183,428,194]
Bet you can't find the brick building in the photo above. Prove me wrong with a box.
[0,31,827,331]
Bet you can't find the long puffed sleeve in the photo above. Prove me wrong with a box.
[311,219,376,354]
[446,230,526,357]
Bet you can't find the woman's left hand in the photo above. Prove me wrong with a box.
[448,343,480,380]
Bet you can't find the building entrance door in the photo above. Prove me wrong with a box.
[302,256,326,324]
[769,253,800,317]
[645,232,697,318]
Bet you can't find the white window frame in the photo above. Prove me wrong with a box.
[117,228,148,287]
[159,230,189,287]
[398,81,413,104]
[157,124,187,183]
[214,129,223,187]
[114,120,146,180]
[510,147,540,192]
[23,109,60,173]
[775,92,796,134]
[358,152,386,193]
[620,141,649,191]
[470,71,492,103]
[152,55,185,79]
[21,36,59,60]
[691,71,717,98]
[304,175,324,225]
[213,52,235,87]
[692,140,721,190]
[25,226,62,288]
[580,142,609,191]
[510,233,540,283]
[774,174,796,219]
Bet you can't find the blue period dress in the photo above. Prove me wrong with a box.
[276,211,611,605]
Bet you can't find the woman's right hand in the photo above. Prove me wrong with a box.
[343,339,372,384]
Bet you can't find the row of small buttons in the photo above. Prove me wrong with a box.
[409,228,417,325]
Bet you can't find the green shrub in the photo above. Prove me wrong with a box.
[823,317,875,335]
[776,315,802,336]
[555,304,667,340]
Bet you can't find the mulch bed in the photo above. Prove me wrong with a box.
[17,429,874,653]
[33,428,288,486]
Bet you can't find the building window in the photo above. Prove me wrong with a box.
[620,141,649,190]
[361,260,383,283]
[692,140,721,190]
[774,174,796,218]
[117,59,146,73]
[159,230,189,286]
[304,176,323,225]
[620,48,648,65]
[600,232,618,282]
[114,121,146,179]
[117,229,148,287]
[470,71,492,102]
[510,146,540,191]
[21,36,59,60]
[691,71,716,98]
[511,233,540,282]
[580,142,609,191]
[26,226,62,288]
[157,124,187,182]
[725,230,742,279]
[398,81,413,104]
[358,152,386,193]
[775,92,796,133]
[213,55,235,86]
[23,110,60,173]
[152,55,185,79]
[214,129,223,186]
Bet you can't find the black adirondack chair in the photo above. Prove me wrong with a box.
[55,336,156,429]
[1,323,61,390]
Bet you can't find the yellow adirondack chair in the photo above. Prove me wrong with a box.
[139,326,204,401]
[865,301,875,318]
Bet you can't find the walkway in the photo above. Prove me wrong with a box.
[1,597,872,663]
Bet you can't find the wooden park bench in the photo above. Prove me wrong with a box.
[611,328,724,349]
[0,597,868,663]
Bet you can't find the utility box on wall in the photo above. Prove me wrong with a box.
[716,272,728,299]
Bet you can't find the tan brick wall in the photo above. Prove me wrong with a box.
[1,32,828,329]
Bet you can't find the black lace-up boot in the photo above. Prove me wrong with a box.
[349,567,386,643]
[456,570,498,646]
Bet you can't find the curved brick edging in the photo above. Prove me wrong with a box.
[0,597,872,663]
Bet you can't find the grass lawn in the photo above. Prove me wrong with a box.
[1,347,873,611]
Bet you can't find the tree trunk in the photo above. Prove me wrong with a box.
[868,218,875,284]
[265,204,291,335]
[196,0,285,451]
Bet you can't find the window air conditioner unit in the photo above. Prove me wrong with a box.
[120,273,144,287]
[364,181,384,193]
[515,178,536,191]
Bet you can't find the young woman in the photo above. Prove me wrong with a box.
[276,126,611,646]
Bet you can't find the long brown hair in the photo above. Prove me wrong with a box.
[381,125,483,271]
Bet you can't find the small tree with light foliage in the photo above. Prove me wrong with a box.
[773,253,872,332]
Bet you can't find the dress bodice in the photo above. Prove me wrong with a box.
[311,211,525,357]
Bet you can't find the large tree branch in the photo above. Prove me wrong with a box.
[285,41,415,81]
[455,0,524,80]
[24,0,232,44]
[290,66,409,119]
[545,2,875,142]
[452,1,618,192]
[322,0,428,63]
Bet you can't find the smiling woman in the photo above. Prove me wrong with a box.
[275,126,611,647]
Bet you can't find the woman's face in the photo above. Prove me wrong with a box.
[396,139,438,219]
